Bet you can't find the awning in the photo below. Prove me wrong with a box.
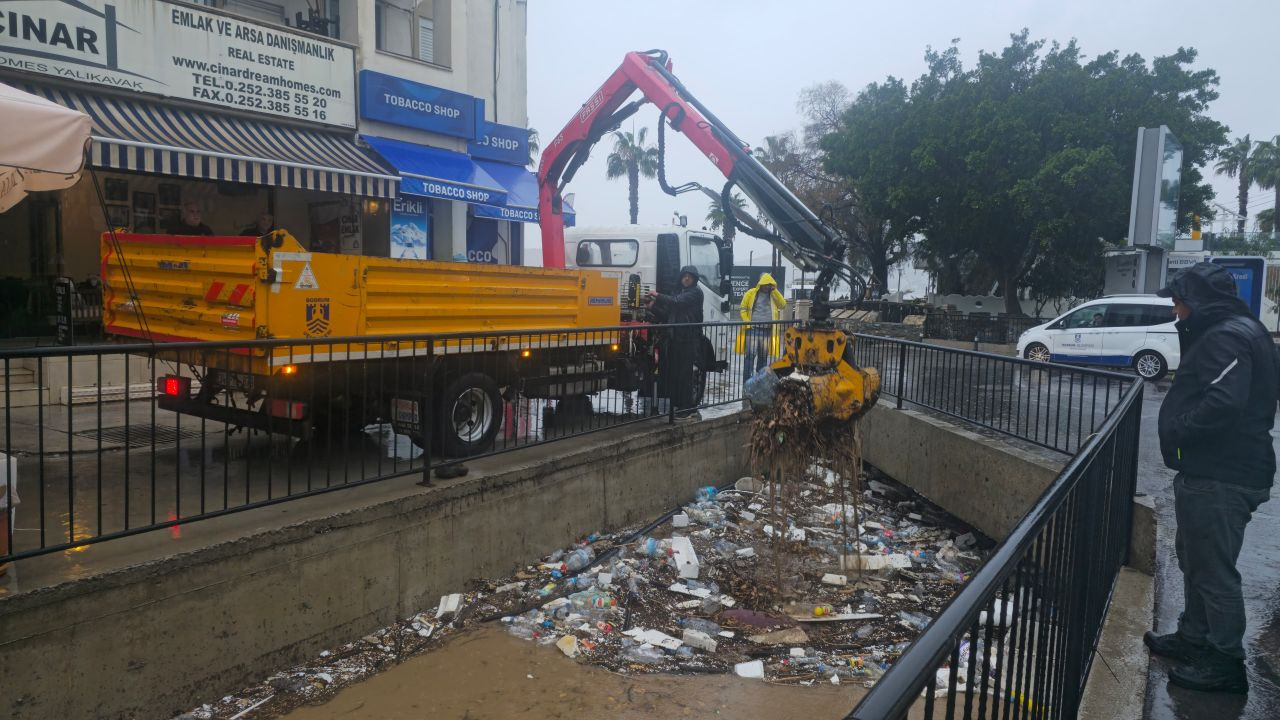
[361,135,506,207]
[16,82,399,198]
[470,159,575,226]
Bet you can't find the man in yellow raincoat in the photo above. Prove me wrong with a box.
[737,272,787,386]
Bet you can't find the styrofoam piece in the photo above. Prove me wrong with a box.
[739,510,757,522]
[436,593,463,618]
[670,536,700,579]
[821,573,848,586]
[735,659,765,679]
[682,628,717,652]
[632,628,682,650]
[790,647,806,657]
[672,513,690,528]
[736,547,756,558]
[556,635,579,658]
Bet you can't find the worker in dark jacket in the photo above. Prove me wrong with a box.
[648,266,704,419]
[1144,262,1277,695]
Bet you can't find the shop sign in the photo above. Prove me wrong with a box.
[359,70,474,139]
[390,194,430,260]
[472,203,537,223]
[468,114,530,166]
[0,0,356,127]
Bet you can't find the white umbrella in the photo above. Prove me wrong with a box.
[0,83,91,213]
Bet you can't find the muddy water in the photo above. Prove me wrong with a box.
[285,626,865,720]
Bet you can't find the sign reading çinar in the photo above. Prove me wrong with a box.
[0,0,356,127]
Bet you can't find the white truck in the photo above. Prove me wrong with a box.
[564,225,736,403]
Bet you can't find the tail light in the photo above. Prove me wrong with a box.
[269,398,308,420]
[158,375,191,399]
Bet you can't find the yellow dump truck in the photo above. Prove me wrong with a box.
[100,230,672,456]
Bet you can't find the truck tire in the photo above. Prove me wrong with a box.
[437,372,502,457]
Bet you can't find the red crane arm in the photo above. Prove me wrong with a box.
[536,51,741,269]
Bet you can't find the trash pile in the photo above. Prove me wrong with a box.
[176,468,989,719]
[473,466,988,687]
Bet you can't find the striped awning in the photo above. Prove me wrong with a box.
[16,82,398,199]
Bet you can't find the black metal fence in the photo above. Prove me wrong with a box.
[1,322,1133,572]
[852,334,1131,455]
[0,321,781,563]
[847,362,1144,718]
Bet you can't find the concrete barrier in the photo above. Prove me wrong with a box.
[0,413,749,720]
[861,400,1156,575]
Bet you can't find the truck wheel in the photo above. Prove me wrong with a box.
[437,372,502,457]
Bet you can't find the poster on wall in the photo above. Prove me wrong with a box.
[0,0,356,127]
[390,195,430,259]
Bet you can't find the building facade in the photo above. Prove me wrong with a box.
[0,0,535,339]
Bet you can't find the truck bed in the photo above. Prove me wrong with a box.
[100,231,621,374]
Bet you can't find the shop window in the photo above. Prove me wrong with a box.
[183,1,341,39]
[376,0,449,66]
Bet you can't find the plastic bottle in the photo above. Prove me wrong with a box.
[536,582,557,597]
[565,546,596,573]
[635,537,672,557]
[695,485,718,503]
[679,617,722,635]
[569,587,616,611]
[548,549,565,563]
[898,610,931,630]
[621,644,664,664]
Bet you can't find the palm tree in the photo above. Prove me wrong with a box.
[605,128,659,224]
[1252,135,1280,234]
[526,128,540,168]
[705,192,748,231]
[1215,135,1254,233]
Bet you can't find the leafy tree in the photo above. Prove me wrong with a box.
[1258,208,1275,234]
[1215,135,1255,233]
[1252,135,1280,230]
[605,128,659,224]
[819,32,1227,314]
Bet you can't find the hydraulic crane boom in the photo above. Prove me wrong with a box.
[538,50,880,421]
[537,49,865,320]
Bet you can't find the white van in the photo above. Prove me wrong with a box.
[1016,295,1179,380]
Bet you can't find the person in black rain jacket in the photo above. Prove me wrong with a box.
[1144,261,1277,695]
[647,266,704,418]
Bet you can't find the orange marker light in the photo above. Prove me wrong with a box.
[521,350,532,358]
[280,364,298,375]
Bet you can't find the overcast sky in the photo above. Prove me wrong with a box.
[524,0,1280,272]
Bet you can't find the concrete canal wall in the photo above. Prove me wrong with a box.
[0,403,1153,719]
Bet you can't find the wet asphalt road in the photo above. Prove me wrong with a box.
[1140,379,1280,718]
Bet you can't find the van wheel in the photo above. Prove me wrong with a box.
[437,373,502,457]
[1024,342,1051,363]
[1134,351,1168,381]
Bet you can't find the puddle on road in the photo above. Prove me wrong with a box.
[284,626,863,720]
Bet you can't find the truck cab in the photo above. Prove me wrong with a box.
[565,226,733,404]
[563,226,734,324]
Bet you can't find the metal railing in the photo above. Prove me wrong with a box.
[847,358,1144,718]
[1,322,1134,569]
[852,334,1131,455]
[0,321,784,562]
